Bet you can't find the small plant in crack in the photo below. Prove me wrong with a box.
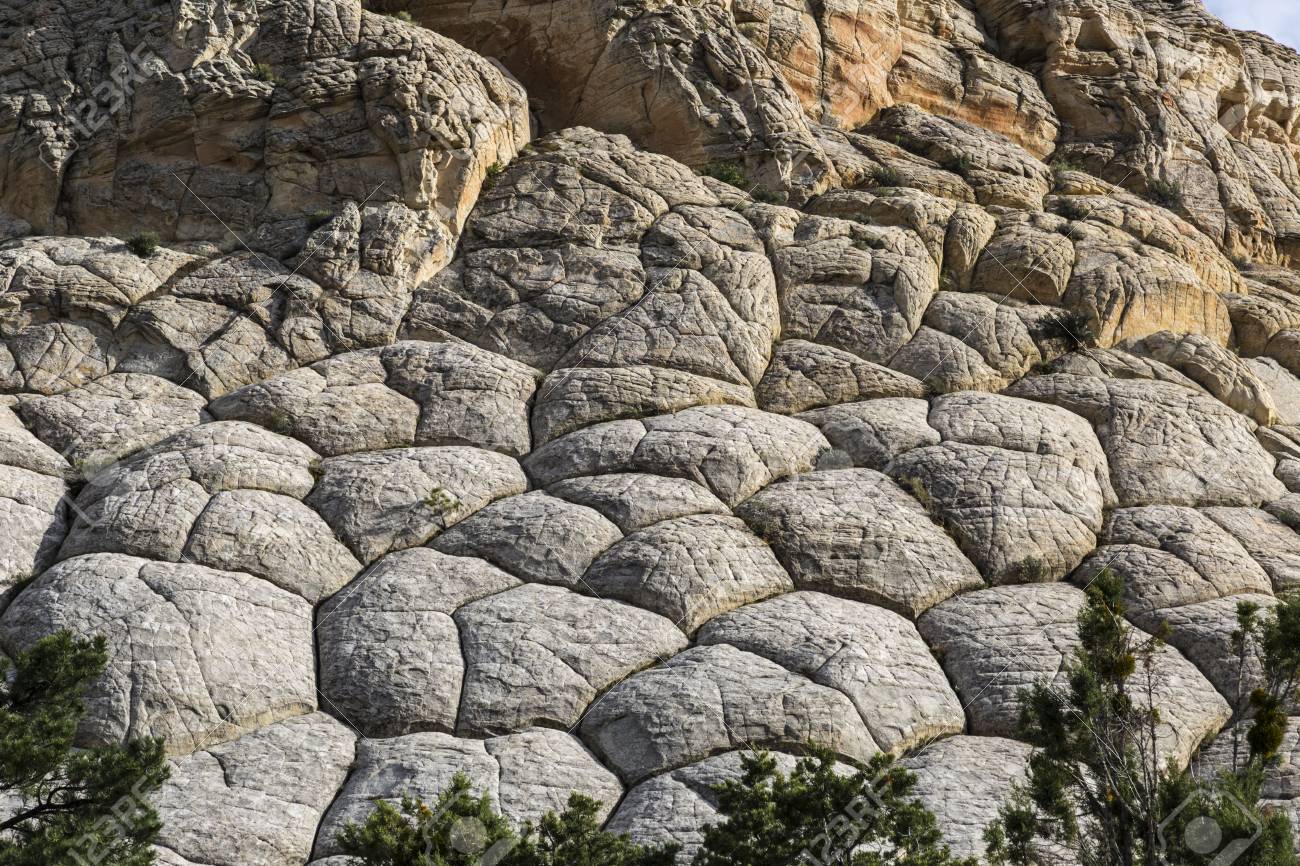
[482,161,506,191]
[252,62,277,83]
[1013,555,1054,583]
[1056,196,1090,222]
[125,232,159,258]
[699,161,749,190]
[899,475,939,518]
[753,189,787,205]
[424,486,460,515]
[943,152,975,175]
[1032,308,1096,347]
[306,208,333,229]
[1049,158,1083,186]
[870,164,904,187]
[1144,176,1184,210]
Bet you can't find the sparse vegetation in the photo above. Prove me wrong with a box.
[344,748,974,866]
[985,571,1299,866]
[753,189,786,205]
[483,161,506,191]
[1144,177,1185,210]
[699,161,749,190]
[306,208,333,229]
[1056,196,1091,222]
[424,486,460,515]
[899,475,941,520]
[1031,308,1095,347]
[1050,158,1085,188]
[870,164,905,187]
[943,153,975,175]
[1012,556,1053,583]
[338,773,677,866]
[252,62,277,83]
[0,632,169,866]
[125,232,159,259]
[360,0,415,19]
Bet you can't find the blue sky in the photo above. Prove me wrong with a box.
[1204,0,1299,51]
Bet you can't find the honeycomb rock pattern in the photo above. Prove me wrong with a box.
[2,0,1300,862]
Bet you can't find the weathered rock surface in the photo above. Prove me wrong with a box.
[582,514,794,633]
[796,397,939,470]
[316,548,519,737]
[2,0,530,280]
[545,473,730,534]
[735,469,982,617]
[1075,505,1274,616]
[0,405,70,605]
[697,592,963,752]
[313,729,621,858]
[5,0,1300,857]
[919,583,1232,767]
[432,492,622,588]
[1007,373,1287,508]
[210,342,538,457]
[57,421,359,602]
[153,713,355,866]
[525,407,829,508]
[454,584,688,735]
[889,392,1110,583]
[580,644,878,783]
[306,446,527,563]
[17,374,209,471]
[0,554,315,755]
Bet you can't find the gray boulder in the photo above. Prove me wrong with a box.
[735,469,982,617]
[580,644,878,783]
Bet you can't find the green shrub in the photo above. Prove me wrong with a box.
[339,775,677,866]
[1145,176,1184,209]
[0,632,169,866]
[1031,308,1094,347]
[1049,158,1084,188]
[699,161,749,190]
[306,208,333,229]
[424,486,460,515]
[483,161,506,191]
[125,232,159,258]
[252,62,277,83]
[696,746,977,866]
[753,189,786,205]
[870,164,904,187]
[1056,196,1090,221]
[943,153,975,175]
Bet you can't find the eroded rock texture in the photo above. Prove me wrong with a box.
[3,0,1300,860]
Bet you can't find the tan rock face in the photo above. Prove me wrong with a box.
[975,0,1300,265]
[0,0,530,280]
[890,0,1060,157]
[403,0,838,196]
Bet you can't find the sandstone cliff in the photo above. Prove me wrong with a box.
[1,0,1299,863]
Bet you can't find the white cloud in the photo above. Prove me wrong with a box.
[1203,0,1300,51]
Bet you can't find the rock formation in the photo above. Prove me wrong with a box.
[2,0,1300,862]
